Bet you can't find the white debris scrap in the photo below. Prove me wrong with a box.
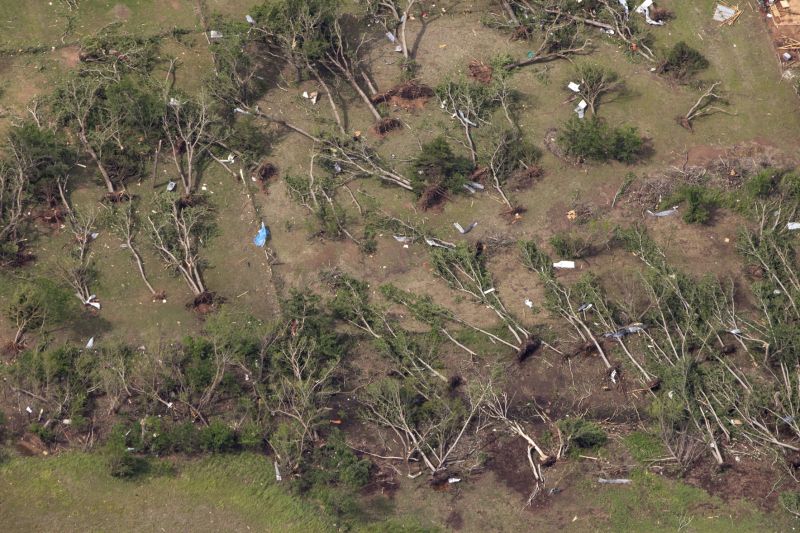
[787,222,800,230]
[567,81,581,93]
[646,206,678,217]
[385,31,397,43]
[453,221,478,234]
[424,237,456,249]
[636,0,665,25]
[246,14,256,25]
[208,30,223,40]
[85,337,94,349]
[524,298,534,308]
[553,260,576,269]
[393,235,413,243]
[274,460,282,481]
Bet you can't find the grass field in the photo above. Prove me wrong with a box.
[2,0,800,531]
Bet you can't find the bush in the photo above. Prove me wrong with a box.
[549,232,592,259]
[745,169,777,199]
[558,116,644,163]
[660,41,709,81]
[411,136,472,195]
[557,417,607,449]
[664,185,718,225]
[780,491,800,518]
[199,420,238,453]
[106,424,149,479]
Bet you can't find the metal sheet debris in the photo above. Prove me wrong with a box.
[713,4,737,22]
[567,81,581,92]
[646,206,678,217]
[788,222,800,230]
[454,221,478,234]
[553,260,576,269]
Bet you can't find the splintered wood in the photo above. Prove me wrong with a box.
[716,3,742,26]
[771,1,800,26]
[778,37,800,50]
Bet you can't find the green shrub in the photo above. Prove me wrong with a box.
[199,420,238,453]
[557,417,607,449]
[106,425,148,479]
[745,169,777,199]
[558,116,644,163]
[780,491,800,518]
[411,136,472,195]
[549,232,592,259]
[660,41,709,81]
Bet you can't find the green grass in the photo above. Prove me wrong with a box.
[583,469,791,532]
[0,452,332,533]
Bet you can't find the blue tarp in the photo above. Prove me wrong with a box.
[253,222,270,247]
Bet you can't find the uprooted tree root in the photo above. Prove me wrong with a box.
[371,81,435,110]
[508,165,544,190]
[371,117,403,137]
[516,337,542,363]
[501,206,526,224]
[188,291,221,315]
[253,160,278,190]
[468,60,494,84]
[419,184,448,210]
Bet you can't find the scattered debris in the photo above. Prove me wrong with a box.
[567,81,581,93]
[85,337,94,349]
[787,222,800,230]
[393,235,414,243]
[577,303,593,312]
[524,298,534,308]
[598,478,632,484]
[636,0,666,25]
[425,237,456,249]
[453,221,478,234]
[604,324,646,339]
[208,30,223,40]
[553,260,576,269]
[246,14,255,25]
[385,31,397,43]
[448,477,462,484]
[646,206,679,217]
[274,461,282,481]
[166,181,177,192]
[574,99,588,119]
[253,222,270,247]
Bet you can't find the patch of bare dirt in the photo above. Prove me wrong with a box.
[684,456,788,510]
[57,45,81,68]
[110,4,132,20]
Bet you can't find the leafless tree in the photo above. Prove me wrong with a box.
[103,202,160,299]
[162,94,217,196]
[324,20,383,122]
[367,0,418,60]
[680,82,733,131]
[147,195,212,298]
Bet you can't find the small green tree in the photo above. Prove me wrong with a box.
[659,41,709,81]
[558,116,644,163]
[5,279,73,346]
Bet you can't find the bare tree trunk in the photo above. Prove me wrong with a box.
[79,131,116,194]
